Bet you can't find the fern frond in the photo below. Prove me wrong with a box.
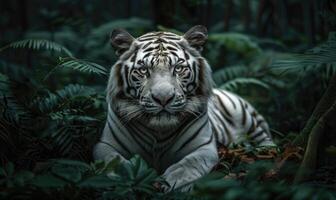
[0,73,30,127]
[208,33,262,57]
[219,78,270,92]
[272,32,336,75]
[0,39,73,56]
[212,65,248,84]
[0,73,10,94]
[36,84,96,113]
[58,57,107,76]
[50,109,99,123]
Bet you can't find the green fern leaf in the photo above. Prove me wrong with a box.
[219,78,270,92]
[36,84,96,113]
[272,32,336,75]
[59,57,107,76]
[212,65,248,84]
[0,39,73,57]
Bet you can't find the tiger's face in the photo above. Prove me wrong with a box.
[107,26,213,129]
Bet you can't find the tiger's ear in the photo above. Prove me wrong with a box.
[110,29,135,56]
[183,25,208,51]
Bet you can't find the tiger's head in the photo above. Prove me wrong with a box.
[107,25,213,129]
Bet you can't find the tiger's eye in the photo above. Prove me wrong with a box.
[139,67,148,74]
[174,65,183,73]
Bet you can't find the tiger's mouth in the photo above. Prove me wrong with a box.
[147,111,180,128]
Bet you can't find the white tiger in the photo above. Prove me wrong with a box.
[94,25,275,192]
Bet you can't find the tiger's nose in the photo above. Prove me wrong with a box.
[151,90,175,107]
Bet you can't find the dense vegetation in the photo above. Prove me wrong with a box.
[1,0,336,199]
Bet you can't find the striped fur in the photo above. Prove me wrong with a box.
[94,26,275,192]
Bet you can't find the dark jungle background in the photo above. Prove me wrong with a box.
[1,0,336,199]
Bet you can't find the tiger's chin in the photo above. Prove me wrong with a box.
[147,112,181,130]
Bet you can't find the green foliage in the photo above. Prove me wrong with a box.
[0,156,165,199]
[0,39,73,57]
[272,32,336,77]
[2,157,335,200]
[91,17,152,38]
[0,3,335,197]
[58,57,108,76]
[193,168,336,200]
[208,33,262,58]
[212,65,271,92]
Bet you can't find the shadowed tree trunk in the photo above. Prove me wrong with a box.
[223,0,233,31]
[242,0,251,32]
[201,0,212,27]
[294,73,336,183]
[18,0,31,69]
[152,0,175,27]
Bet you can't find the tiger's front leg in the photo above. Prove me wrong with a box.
[161,137,218,192]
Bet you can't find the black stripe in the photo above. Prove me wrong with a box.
[184,133,215,157]
[216,95,232,117]
[138,37,155,42]
[157,117,193,143]
[213,110,232,141]
[142,42,153,49]
[256,136,268,144]
[168,56,172,66]
[209,120,219,142]
[107,121,131,155]
[239,99,247,125]
[143,52,151,58]
[124,66,132,86]
[247,117,256,135]
[167,46,178,51]
[139,34,157,39]
[168,41,179,48]
[154,38,168,43]
[158,113,206,157]
[170,51,178,57]
[256,119,264,127]
[126,125,152,157]
[144,47,156,52]
[128,123,152,146]
[250,130,264,140]
[163,36,180,40]
[183,49,190,60]
[176,121,207,152]
[220,91,237,109]
[252,111,257,117]
[215,96,234,126]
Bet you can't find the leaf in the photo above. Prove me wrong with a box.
[52,159,91,171]
[272,32,336,76]
[213,65,248,84]
[209,33,262,57]
[79,175,114,188]
[51,165,82,183]
[30,174,67,188]
[59,57,107,76]
[5,162,14,176]
[219,78,270,91]
[0,39,73,57]
[13,171,34,186]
